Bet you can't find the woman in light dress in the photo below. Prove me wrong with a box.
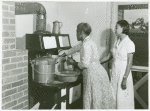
[60,22,115,109]
[100,20,135,109]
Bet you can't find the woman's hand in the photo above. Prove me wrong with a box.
[121,78,127,90]
[58,52,66,57]
[66,58,75,65]
[100,52,112,64]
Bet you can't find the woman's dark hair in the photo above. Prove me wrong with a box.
[117,20,129,35]
[77,22,92,36]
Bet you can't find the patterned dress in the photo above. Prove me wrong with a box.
[111,36,135,109]
[67,36,115,109]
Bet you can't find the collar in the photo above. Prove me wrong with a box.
[82,36,90,43]
[122,35,129,41]
[116,35,129,47]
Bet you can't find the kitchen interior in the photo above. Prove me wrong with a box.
[2,1,149,110]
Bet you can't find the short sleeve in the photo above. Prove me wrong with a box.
[127,41,135,53]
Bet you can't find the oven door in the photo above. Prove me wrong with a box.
[69,83,81,104]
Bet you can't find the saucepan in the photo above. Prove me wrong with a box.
[55,70,80,82]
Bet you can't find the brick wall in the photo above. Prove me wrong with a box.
[2,1,29,109]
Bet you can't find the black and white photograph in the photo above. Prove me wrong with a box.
[1,0,149,110]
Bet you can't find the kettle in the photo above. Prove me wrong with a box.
[52,21,63,34]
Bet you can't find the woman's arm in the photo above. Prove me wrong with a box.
[67,42,82,55]
[121,40,135,89]
[59,42,82,57]
[66,58,83,72]
[70,60,79,69]
[123,53,134,78]
[100,52,113,64]
[121,53,134,89]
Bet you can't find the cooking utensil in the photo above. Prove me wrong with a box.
[55,70,80,82]
[34,57,56,65]
[66,56,74,70]
[52,21,63,34]
[55,57,66,72]
[34,57,49,65]
[32,64,55,83]
[31,57,56,83]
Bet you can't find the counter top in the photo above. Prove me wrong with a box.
[29,74,83,90]
[29,74,83,109]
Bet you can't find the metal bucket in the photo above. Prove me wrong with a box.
[32,64,55,83]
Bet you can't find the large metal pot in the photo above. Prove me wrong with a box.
[34,57,49,65]
[31,57,56,83]
[33,64,55,83]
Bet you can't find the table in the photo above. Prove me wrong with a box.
[29,75,83,109]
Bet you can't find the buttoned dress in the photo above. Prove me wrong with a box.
[111,36,135,109]
[67,36,115,109]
